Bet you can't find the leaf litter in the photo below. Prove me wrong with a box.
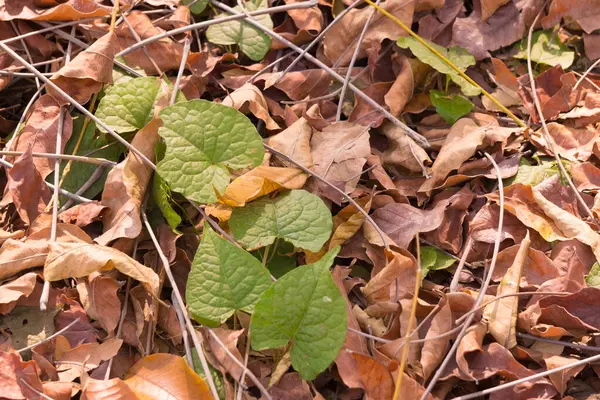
[3,1,600,399]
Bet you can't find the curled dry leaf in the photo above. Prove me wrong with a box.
[361,247,416,303]
[0,272,37,315]
[0,351,44,399]
[484,232,530,349]
[44,242,160,295]
[222,83,280,130]
[49,31,118,105]
[0,0,111,21]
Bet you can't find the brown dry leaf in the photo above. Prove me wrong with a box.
[572,162,600,192]
[4,94,73,180]
[284,0,322,34]
[380,121,431,174]
[310,122,370,202]
[44,242,160,295]
[492,244,560,289]
[4,147,52,225]
[0,272,37,315]
[267,116,314,169]
[206,327,245,381]
[517,66,579,123]
[384,54,415,117]
[351,353,394,400]
[56,339,123,382]
[452,0,544,60]
[545,355,586,396]
[323,0,416,65]
[262,69,332,101]
[361,247,416,303]
[115,11,183,74]
[49,31,118,105]
[530,122,599,162]
[480,0,511,21]
[58,201,107,228]
[217,166,307,207]
[96,118,161,246]
[348,81,391,128]
[542,0,600,34]
[0,351,44,399]
[584,33,600,60]
[268,372,313,400]
[352,305,387,336]
[81,376,139,400]
[77,275,121,335]
[365,199,447,248]
[222,83,280,130]
[420,295,452,381]
[0,0,111,21]
[329,196,372,250]
[484,232,530,349]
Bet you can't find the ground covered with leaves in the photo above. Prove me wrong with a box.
[3,0,600,399]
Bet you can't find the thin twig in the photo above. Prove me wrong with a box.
[516,332,600,352]
[449,236,473,292]
[526,9,599,227]
[574,58,600,89]
[0,18,107,46]
[264,143,389,249]
[19,379,53,400]
[0,43,156,171]
[206,328,272,400]
[117,1,319,58]
[172,290,192,366]
[209,0,430,151]
[236,325,252,400]
[18,318,81,353]
[10,21,40,90]
[336,0,381,121]
[104,275,132,380]
[2,86,43,156]
[0,151,116,167]
[140,209,220,400]
[420,152,505,399]
[171,37,192,105]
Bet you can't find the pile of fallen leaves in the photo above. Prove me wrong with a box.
[4,0,600,399]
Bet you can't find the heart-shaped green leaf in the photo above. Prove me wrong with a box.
[186,224,273,326]
[420,246,455,278]
[95,77,161,133]
[229,189,332,252]
[429,90,473,124]
[397,37,480,96]
[206,0,273,61]
[250,247,347,380]
[156,99,264,204]
[182,0,209,14]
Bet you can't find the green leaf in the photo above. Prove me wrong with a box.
[151,141,181,231]
[95,77,161,133]
[182,0,209,14]
[429,90,473,124]
[229,190,333,252]
[206,0,273,61]
[586,263,600,288]
[397,37,480,96]
[58,117,125,203]
[505,157,560,187]
[191,349,226,400]
[252,240,297,279]
[156,99,264,204]
[514,30,574,69]
[250,247,347,380]
[186,224,273,326]
[420,246,455,278]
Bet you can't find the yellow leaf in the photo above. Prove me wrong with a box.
[44,242,159,295]
[484,232,530,349]
[329,196,372,249]
[205,203,233,223]
[125,354,212,400]
[217,166,307,207]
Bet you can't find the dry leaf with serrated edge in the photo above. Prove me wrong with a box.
[484,232,530,348]
[222,83,280,130]
[217,166,307,207]
[44,242,159,295]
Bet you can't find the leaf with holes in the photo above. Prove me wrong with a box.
[250,247,347,380]
[397,37,480,96]
[206,0,273,61]
[229,190,332,252]
[156,100,264,204]
[186,224,272,326]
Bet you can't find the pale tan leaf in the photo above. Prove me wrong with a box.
[484,232,530,348]
[267,116,313,169]
[44,242,159,295]
[222,83,280,130]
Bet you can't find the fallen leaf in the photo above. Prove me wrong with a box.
[484,232,530,348]
[492,243,560,289]
[49,31,118,105]
[0,272,38,315]
[545,355,586,396]
[323,0,416,65]
[380,121,431,173]
[309,122,370,202]
[351,353,394,400]
[58,201,107,228]
[361,247,416,303]
[481,0,511,20]
[217,166,307,207]
[56,339,123,382]
[0,351,44,399]
[420,295,453,381]
[542,0,600,34]
[222,83,280,130]
[206,327,245,381]
[77,275,121,335]
[0,0,111,21]
[44,242,160,295]
[530,122,599,162]
[267,116,314,169]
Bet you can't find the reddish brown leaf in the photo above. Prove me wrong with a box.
[0,0,111,21]
[0,351,44,399]
[351,353,394,400]
[0,272,37,315]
